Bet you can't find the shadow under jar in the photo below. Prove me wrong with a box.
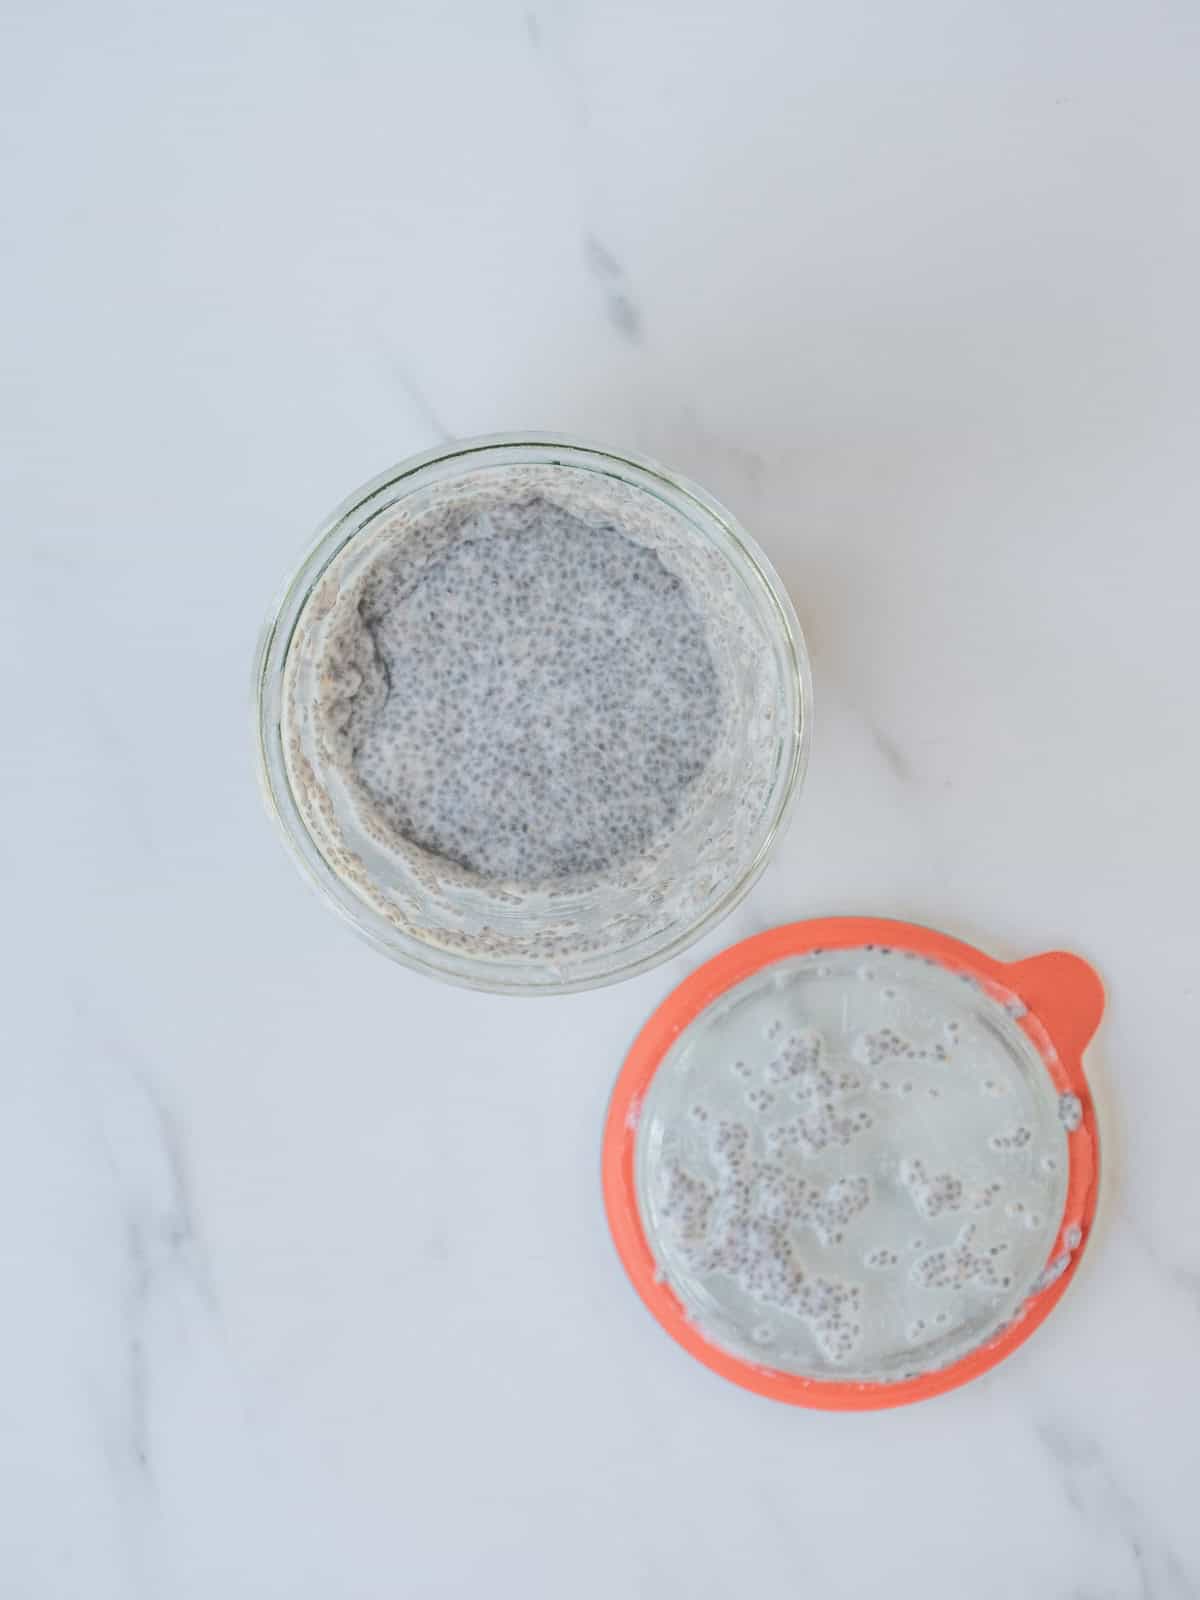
[255,435,811,993]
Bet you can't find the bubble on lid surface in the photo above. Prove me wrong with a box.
[1058,1093,1083,1132]
[1034,1253,1071,1292]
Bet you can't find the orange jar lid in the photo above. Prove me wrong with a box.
[602,917,1102,1410]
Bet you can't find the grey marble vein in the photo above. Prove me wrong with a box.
[375,342,453,444]
[582,232,622,280]
[1126,1221,1200,1324]
[672,405,768,500]
[1037,1421,1197,1598]
[871,723,914,783]
[125,1238,152,1475]
[582,232,644,343]
[70,992,217,1478]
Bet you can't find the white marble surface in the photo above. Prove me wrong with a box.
[4,2,1200,1595]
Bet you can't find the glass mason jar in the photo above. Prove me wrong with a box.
[254,434,811,994]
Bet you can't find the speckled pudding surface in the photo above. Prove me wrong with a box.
[317,500,721,883]
[274,448,806,988]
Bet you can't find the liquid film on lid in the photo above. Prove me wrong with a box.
[634,948,1073,1382]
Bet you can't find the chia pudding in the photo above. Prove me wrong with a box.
[262,439,809,990]
[321,502,721,883]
